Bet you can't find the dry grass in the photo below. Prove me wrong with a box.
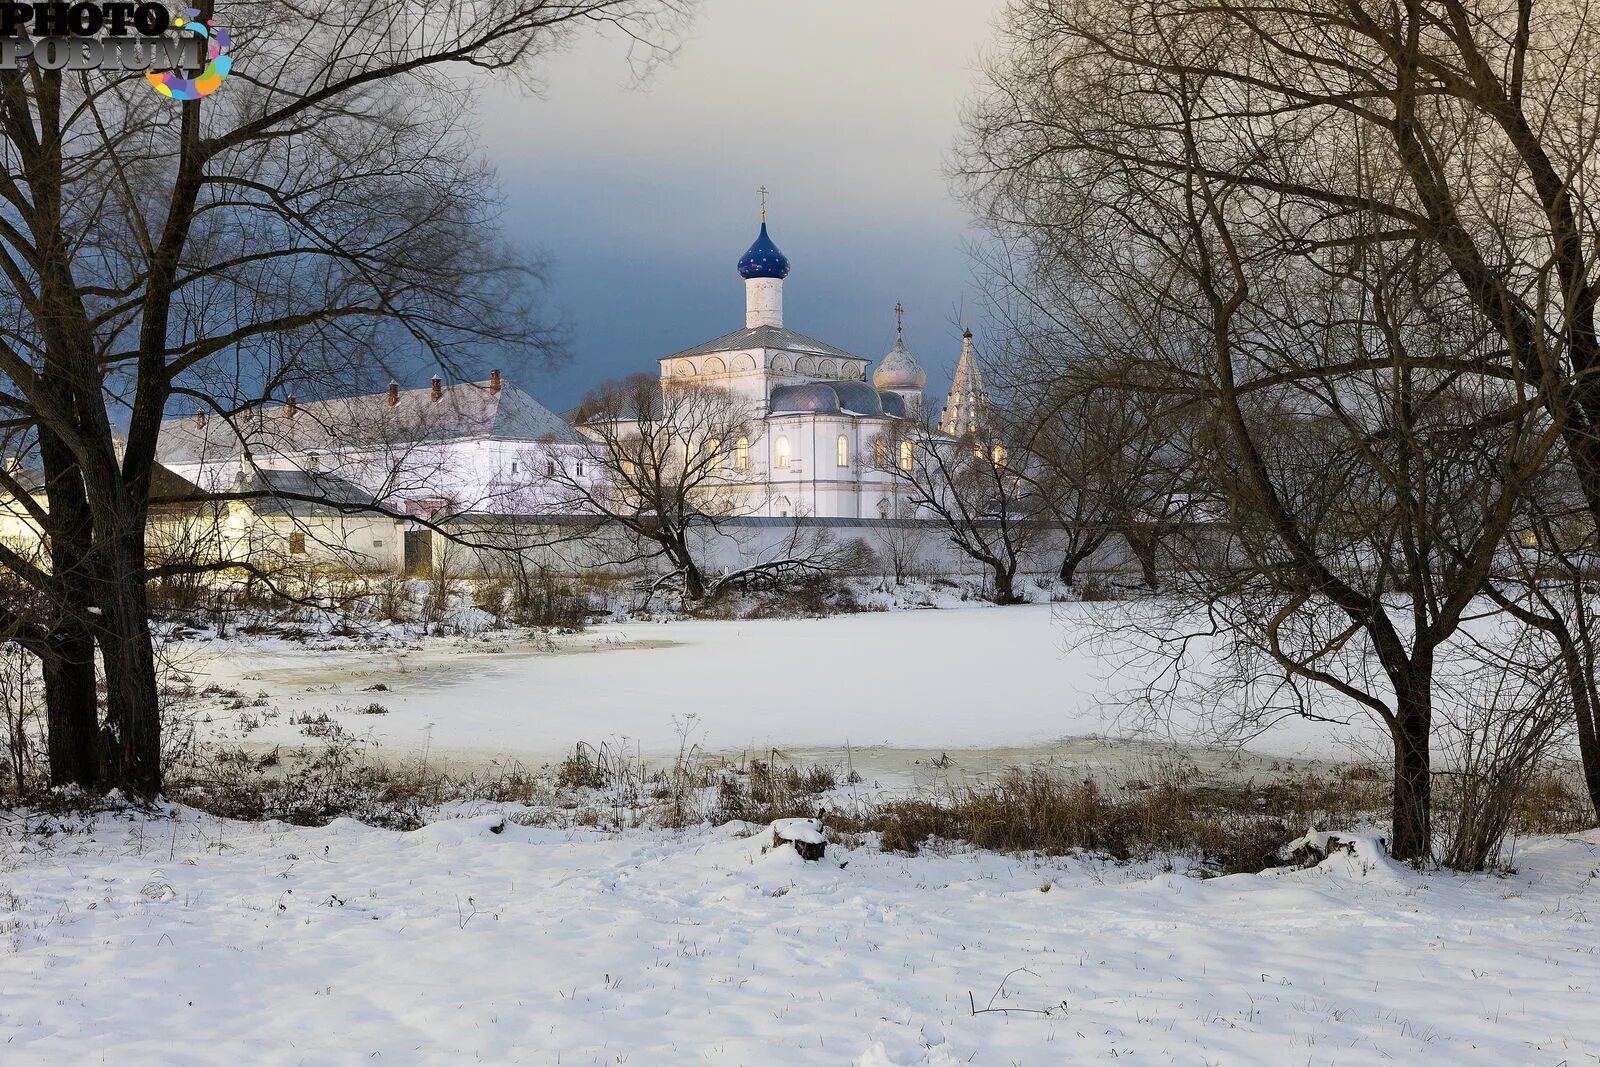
[52,729,1592,874]
[830,768,1386,874]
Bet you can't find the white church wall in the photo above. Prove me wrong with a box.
[419,516,1148,586]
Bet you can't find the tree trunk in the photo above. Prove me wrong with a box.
[1059,548,1090,586]
[990,561,1018,604]
[97,531,162,797]
[1559,636,1600,820]
[1124,527,1160,590]
[665,534,706,601]
[36,427,103,789]
[1059,531,1107,586]
[1389,677,1433,863]
[42,623,98,790]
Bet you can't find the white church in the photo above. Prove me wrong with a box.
[641,211,984,520]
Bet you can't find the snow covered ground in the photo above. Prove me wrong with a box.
[173,603,1365,768]
[2,806,1596,1065]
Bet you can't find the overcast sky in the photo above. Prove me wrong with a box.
[475,0,1006,409]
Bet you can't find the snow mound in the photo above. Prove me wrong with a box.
[1281,830,1409,880]
[854,1039,967,1066]
[771,817,825,845]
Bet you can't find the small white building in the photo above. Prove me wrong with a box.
[155,372,594,514]
[217,468,405,573]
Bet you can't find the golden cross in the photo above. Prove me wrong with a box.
[757,185,769,224]
[894,301,904,340]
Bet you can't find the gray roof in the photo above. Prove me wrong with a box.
[768,381,900,419]
[665,325,861,362]
[767,383,842,416]
[156,380,582,467]
[231,467,382,517]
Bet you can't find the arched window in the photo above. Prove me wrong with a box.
[836,434,849,468]
[735,437,750,471]
[707,439,722,466]
[576,459,586,478]
[874,437,887,467]
[992,444,1007,466]
[774,436,791,469]
[899,440,913,471]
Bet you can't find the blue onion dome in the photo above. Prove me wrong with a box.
[737,223,791,280]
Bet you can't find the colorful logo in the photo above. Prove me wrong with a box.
[145,8,230,100]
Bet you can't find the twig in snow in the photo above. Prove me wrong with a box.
[968,967,1057,1016]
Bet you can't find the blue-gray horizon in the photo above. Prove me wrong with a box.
[477,0,1004,411]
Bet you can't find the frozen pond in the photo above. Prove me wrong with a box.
[175,604,1368,778]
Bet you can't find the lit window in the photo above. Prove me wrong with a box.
[992,444,1006,466]
[899,440,912,470]
[837,434,849,467]
[874,438,887,466]
[735,437,750,471]
[288,532,306,555]
[775,436,791,469]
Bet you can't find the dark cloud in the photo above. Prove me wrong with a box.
[475,0,1000,408]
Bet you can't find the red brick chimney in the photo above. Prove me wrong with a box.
[431,375,443,403]
[489,369,502,395]
[387,380,399,407]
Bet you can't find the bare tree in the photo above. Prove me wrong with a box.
[881,411,1044,604]
[547,373,757,602]
[0,0,688,795]
[963,0,1600,836]
[960,3,1560,859]
[980,241,1195,590]
[870,520,928,587]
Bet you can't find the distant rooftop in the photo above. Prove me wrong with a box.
[156,377,583,467]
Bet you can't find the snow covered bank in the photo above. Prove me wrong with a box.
[1,806,1594,1064]
[174,603,1364,765]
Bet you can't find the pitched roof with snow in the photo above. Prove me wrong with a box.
[664,325,861,362]
[230,467,382,517]
[155,379,583,467]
